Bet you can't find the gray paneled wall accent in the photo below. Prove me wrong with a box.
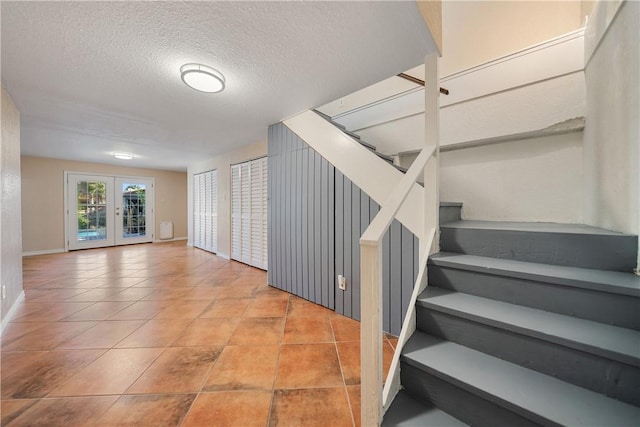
[268,122,419,335]
[268,123,335,309]
[335,171,419,335]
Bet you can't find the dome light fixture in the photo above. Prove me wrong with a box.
[113,152,134,160]
[180,63,225,93]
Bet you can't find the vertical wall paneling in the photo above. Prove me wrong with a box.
[343,175,353,317]
[335,170,345,314]
[193,169,217,253]
[389,222,402,334]
[301,147,309,300]
[267,123,418,334]
[328,162,336,310]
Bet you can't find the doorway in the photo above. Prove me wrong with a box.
[65,172,154,250]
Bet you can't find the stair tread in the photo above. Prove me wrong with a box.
[357,139,377,151]
[441,220,634,236]
[417,287,640,366]
[344,128,362,140]
[375,151,395,163]
[383,390,468,427]
[403,331,640,426]
[430,252,640,297]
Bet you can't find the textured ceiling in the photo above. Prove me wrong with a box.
[1,1,436,171]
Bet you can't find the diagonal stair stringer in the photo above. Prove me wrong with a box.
[284,110,425,238]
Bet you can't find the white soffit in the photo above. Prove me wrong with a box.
[1,1,436,171]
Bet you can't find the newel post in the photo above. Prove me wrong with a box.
[360,240,383,426]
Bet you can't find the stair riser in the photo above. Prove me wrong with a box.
[440,228,637,272]
[416,308,640,406]
[440,206,461,225]
[428,266,640,330]
[400,362,544,427]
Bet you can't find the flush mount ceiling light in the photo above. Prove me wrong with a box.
[113,152,134,160]
[180,63,225,93]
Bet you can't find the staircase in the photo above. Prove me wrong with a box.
[313,110,407,172]
[384,211,640,426]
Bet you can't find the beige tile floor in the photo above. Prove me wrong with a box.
[1,241,396,426]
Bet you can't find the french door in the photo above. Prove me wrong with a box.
[66,173,154,250]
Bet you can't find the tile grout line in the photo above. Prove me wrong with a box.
[330,315,358,427]
[266,293,290,427]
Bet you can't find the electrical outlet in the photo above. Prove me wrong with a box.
[338,275,347,291]
[1,285,6,300]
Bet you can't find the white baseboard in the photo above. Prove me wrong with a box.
[1,290,26,335]
[23,248,65,257]
[154,237,187,243]
[217,252,230,260]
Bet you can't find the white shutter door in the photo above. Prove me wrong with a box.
[250,159,263,268]
[199,173,206,248]
[231,165,242,261]
[240,163,251,265]
[210,170,218,253]
[193,170,218,254]
[193,174,201,249]
[230,158,268,270]
[261,157,268,270]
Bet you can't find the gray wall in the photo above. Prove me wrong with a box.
[268,123,419,335]
[268,123,335,309]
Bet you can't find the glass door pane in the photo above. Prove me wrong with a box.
[115,178,154,245]
[67,174,115,250]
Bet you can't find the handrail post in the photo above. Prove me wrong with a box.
[361,240,383,426]
[424,52,440,256]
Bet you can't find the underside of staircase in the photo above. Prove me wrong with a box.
[383,210,640,426]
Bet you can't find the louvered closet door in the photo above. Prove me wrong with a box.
[231,157,268,270]
[204,171,212,251]
[193,174,202,248]
[231,165,242,261]
[193,170,217,253]
[240,163,251,265]
[209,170,218,253]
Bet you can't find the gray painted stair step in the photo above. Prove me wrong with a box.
[417,287,640,367]
[343,128,362,140]
[402,331,640,426]
[382,390,468,427]
[375,151,395,163]
[428,253,640,330]
[430,252,640,297]
[355,138,377,151]
[440,220,638,272]
[439,203,462,224]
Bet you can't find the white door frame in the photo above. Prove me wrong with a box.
[64,171,155,251]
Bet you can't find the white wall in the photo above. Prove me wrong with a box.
[1,87,24,328]
[441,0,583,76]
[440,132,584,223]
[354,29,586,156]
[20,157,188,254]
[582,0,639,267]
[187,140,267,259]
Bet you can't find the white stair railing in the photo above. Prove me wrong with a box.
[360,53,440,426]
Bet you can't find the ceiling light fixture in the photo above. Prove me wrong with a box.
[114,152,134,160]
[180,63,225,93]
